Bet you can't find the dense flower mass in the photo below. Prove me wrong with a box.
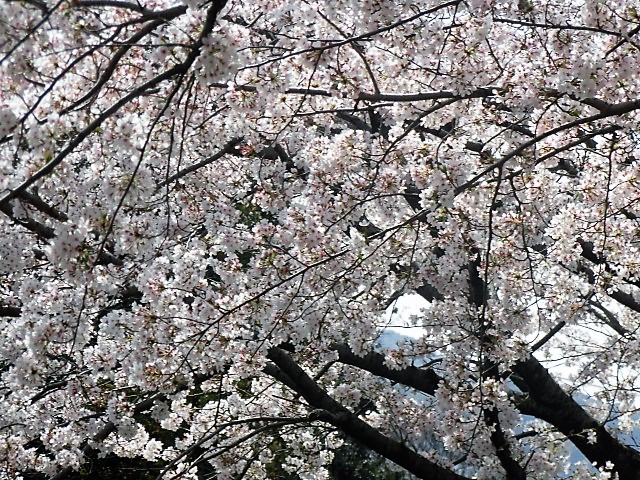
[1,0,640,478]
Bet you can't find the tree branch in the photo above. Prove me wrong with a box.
[158,138,243,188]
[357,87,500,103]
[266,347,469,480]
[332,343,442,394]
[512,355,640,480]
[329,343,640,479]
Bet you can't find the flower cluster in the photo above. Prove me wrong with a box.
[1,0,640,478]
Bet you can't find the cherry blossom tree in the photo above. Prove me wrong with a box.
[1,0,640,478]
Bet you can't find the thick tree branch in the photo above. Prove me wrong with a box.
[454,94,640,196]
[266,347,469,480]
[72,0,188,20]
[483,405,526,480]
[0,305,21,317]
[332,343,441,394]
[512,356,640,480]
[15,190,68,222]
[357,87,500,103]
[578,97,640,116]
[329,343,640,479]
[530,321,567,352]
[492,17,625,36]
[0,201,55,239]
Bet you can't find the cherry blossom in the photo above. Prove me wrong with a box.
[1,0,640,478]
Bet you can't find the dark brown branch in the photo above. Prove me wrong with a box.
[512,355,640,480]
[332,343,442,394]
[580,97,640,115]
[483,405,526,479]
[266,347,469,480]
[588,300,627,336]
[578,239,640,289]
[16,190,68,222]
[73,0,148,12]
[46,363,218,480]
[0,0,65,65]
[539,89,640,117]
[208,82,333,97]
[538,125,620,166]
[606,24,640,55]
[0,305,21,317]
[1,67,186,208]
[608,289,640,315]
[357,87,499,103]
[0,199,123,266]
[530,321,566,352]
[340,311,524,477]
[0,201,55,239]
[493,17,623,36]
[155,414,310,480]
[329,343,640,479]
[207,83,496,106]
[158,138,243,188]
[48,392,163,480]
[246,0,461,70]
[72,0,188,20]
[575,240,640,316]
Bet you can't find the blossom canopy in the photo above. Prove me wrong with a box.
[1,0,640,478]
